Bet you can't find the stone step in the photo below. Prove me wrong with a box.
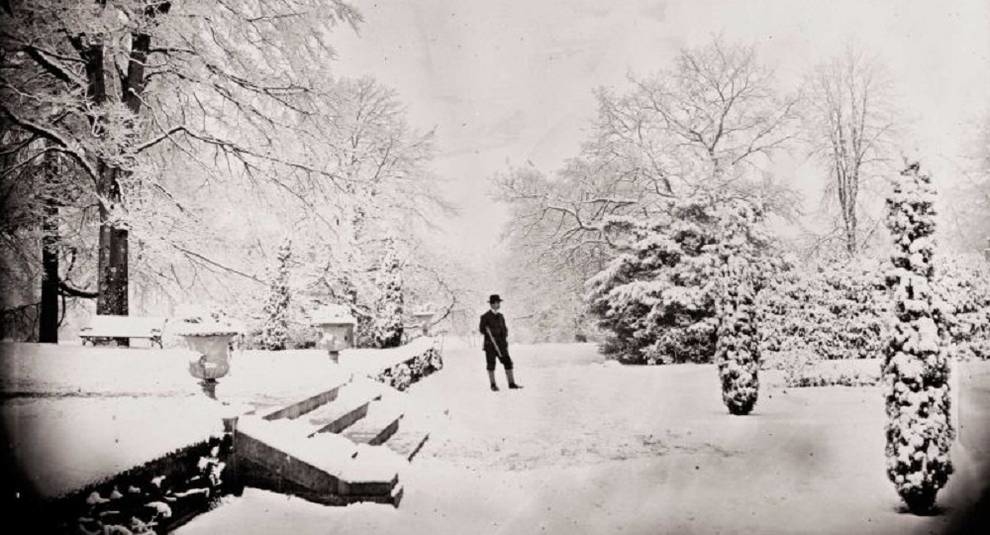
[385,428,430,461]
[302,381,383,436]
[236,418,401,503]
[343,398,405,445]
[342,443,408,484]
[259,373,353,421]
[342,482,404,507]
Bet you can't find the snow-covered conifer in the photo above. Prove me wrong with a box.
[710,200,771,415]
[374,240,405,348]
[585,198,720,364]
[586,195,777,366]
[260,239,292,351]
[882,162,953,514]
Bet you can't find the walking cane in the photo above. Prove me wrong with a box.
[484,326,505,360]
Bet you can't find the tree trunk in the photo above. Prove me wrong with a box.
[95,164,130,343]
[845,210,857,256]
[89,21,159,339]
[81,37,130,334]
[39,158,60,344]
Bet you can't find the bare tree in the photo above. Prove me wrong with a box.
[942,112,990,255]
[804,48,898,256]
[493,38,799,340]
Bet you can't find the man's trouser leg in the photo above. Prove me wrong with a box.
[498,347,521,389]
[486,349,499,390]
[506,369,522,389]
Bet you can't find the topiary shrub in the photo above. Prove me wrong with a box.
[260,239,292,351]
[373,239,405,349]
[710,199,770,415]
[882,161,953,514]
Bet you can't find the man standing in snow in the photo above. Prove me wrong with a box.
[479,294,522,391]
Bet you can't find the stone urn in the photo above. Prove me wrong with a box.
[310,304,356,363]
[178,323,240,398]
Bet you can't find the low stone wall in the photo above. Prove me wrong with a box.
[373,342,444,391]
[21,433,241,534]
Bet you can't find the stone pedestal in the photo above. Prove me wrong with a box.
[310,305,357,363]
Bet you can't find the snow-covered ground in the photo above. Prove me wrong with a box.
[178,338,990,534]
[0,340,413,497]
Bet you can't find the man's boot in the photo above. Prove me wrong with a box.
[488,370,499,391]
[506,369,522,389]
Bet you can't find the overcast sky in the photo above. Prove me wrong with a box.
[330,0,990,268]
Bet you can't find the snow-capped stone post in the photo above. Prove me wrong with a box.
[882,161,953,514]
[411,304,435,336]
[710,200,768,415]
[260,239,292,351]
[310,304,357,363]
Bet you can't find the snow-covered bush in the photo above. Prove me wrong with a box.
[373,240,404,349]
[260,239,292,351]
[587,196,780,367]
[375,367,393,385]
[934,255,990,361]
[586,198,720,364]
[767,351,881,387]
[372,344,444,390]
[427,347,444,371]
[757,258,886,361]
[409,353,428,380]
[391,363,412,391]
[882,161,953,514]
[759,253,990,365]
[710,200,771,415]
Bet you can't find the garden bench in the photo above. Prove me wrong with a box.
[79,315,167,348]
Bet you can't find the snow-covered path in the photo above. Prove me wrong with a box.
[179,339,990,534]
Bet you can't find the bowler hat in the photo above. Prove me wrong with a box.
[488,294,502,304]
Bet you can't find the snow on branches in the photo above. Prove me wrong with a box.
[882,161,953,514]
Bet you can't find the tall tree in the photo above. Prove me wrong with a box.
[805,48,898,256]
[1,1,363,328]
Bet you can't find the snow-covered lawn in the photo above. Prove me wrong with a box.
[179,338,990,534]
